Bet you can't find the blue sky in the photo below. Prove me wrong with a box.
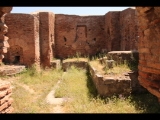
[11,7,131,15]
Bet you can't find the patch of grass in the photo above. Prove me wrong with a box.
[89,59,131,75]
[54,66,160,113]
[104,61,131,75]
[8,58,160,113]
[54,66,89,98]
[11,67,63,113]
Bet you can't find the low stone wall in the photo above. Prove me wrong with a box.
[107,51,139,65]
[0,80,13,113]
[89,65,131,97]
[62,59,88,71]
[88,63,147,97]
[0,65,26,76]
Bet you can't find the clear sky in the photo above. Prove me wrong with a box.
[11,7,131,15]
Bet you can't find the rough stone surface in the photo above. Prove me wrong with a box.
[136,7,160,100]
[0,80,13,113]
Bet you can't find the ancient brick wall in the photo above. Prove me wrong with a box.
[4,13,40,67]
[55,14,106,59]
[0,80,13,113]
[136,7,160,101]
[105,11,121,51]
[38,12,55,68]
[104,8,138,52]
[120,8,138,51]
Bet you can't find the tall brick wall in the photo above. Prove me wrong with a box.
[4,13,40,67]
[105,11,121,51]
[38,12,55,68]
[55,14,106,59]
[0,8,138,67]
[0,80,13,113]
[120,8,138,51]
[136,7,160,101]
[104,8,138,52]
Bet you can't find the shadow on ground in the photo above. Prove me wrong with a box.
[129,92,160,113]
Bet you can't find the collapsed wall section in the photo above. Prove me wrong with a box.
[4,13,40,67]
[55,14,106,59]
[39,12,55,68]
[136,7,160,101]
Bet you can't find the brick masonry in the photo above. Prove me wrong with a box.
[0,80,14,113]
[2,8,138,67]
[38,12,55,68]
[136,7,160,100]
[55,14,106,58]
[4,13,40,67]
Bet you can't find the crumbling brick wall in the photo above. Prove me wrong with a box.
[55,14,106,59]
[4,13,40,67]
[38,12,55,68]
[136,7,160,101]
[0,80,13,113]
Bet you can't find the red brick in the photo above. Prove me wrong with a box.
[0,102,8,112]
[0,90,7,98]
[139,71,150,79]
[141,66,160,74]
[147,62,160,69]
[139,53,145,60]
[139,60,147,66]
[8,98,13,105]
[139,48,150,54]
[7,88,12,94]
[0,93,11,105]
[0,82,10,91]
